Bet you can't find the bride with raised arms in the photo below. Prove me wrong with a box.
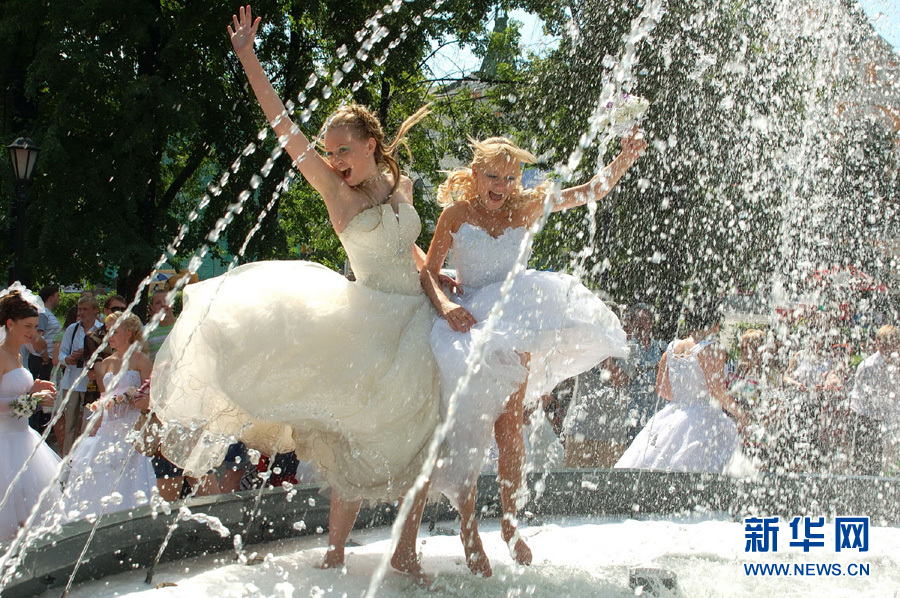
[150,5,442,581]
[416,133,646,576]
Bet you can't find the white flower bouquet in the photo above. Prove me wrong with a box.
[9,390,54,419]
[596,93,650,137]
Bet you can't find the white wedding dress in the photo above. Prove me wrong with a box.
[430,223,628,506]
[615,339,739,472]
[0,367,63,543]
[150,203,442,501]
[61,369,156,521]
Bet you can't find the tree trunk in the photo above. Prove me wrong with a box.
[378,77,391,126]
[118,267,152,320]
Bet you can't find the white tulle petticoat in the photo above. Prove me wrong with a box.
[431,266,628,507]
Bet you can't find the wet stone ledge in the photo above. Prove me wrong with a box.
[3,470,898,597]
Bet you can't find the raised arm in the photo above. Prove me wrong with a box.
[228,6,342,202]
[420,203,476,332]
[550,130,646,212]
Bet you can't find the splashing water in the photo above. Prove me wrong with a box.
[2,0,898,596]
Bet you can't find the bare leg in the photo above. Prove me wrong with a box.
[494,359,532,566]
[458,483,492,576]
[321,495,362,569]
[219,468,245,493]
[391,481,435,586]
[188,473,221,496]
[157,476,183,501]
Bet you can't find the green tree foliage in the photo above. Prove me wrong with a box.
[512,0,896,333]
[0,0,509,300]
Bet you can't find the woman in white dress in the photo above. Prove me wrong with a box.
[615,299,748,472]
[418,135,644,576]
[781,334,833,471]
[0,289,60,544]
[148,6,442,581]
[60,312,155,521]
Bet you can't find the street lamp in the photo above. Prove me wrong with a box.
[7,137,40,285]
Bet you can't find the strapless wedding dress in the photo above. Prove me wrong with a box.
[0,367,62,543]
[615,340,739,472]
[430,222,628,506]
[150,203,441,501]
[61,369,156,520]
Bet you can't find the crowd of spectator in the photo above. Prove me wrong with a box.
[15,286,307,522]
[6,282,899,542]
[548,304,900,476]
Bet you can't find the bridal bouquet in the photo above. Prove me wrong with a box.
[597,93,650,136]
[9,390,53,418]
[88,385,141,412]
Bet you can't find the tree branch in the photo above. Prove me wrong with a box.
[158,143,212,214]
[424,76,528,86]
[416,39,467,72]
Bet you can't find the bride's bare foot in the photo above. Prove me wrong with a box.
[391,552,434,588]
[463,536,493,577]
[503,531,532,566]
[317,547,344,570]
[510,538,532,565]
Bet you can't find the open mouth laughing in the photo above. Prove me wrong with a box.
[483,191,505,208]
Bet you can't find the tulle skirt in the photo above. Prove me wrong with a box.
[0,421,63,543]
[60,417,156,521]
[150,261,442,502]
[615,401,739,473]
[431,270,627,506]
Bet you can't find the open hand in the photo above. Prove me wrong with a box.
[621,126,647,161]
[442,303,476,333]
[31,379,56,396]
[228,5,261,57]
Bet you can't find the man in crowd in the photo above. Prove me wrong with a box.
[103,294,127,316]
[850,324,900,475]
[147,289,177,361]
[84,294,129,364]
[25,286,62,432]
[26,285,61,380]
[57,295,103,455]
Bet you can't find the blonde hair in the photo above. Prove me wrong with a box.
[437,137,540,207]
[77,295,100,311]
[877,324,899,344]
[740,329,766,353]
[106,312,150,355]
[324,103,431,196]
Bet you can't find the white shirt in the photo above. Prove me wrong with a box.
[58,319,103,392]
[27,310,62,358]
[851,352,900,427]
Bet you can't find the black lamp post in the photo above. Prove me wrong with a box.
[7,137,40,285]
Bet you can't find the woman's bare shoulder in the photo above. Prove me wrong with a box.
[130,350,153,369]
[439,200,473,231]
[516,189,547,223]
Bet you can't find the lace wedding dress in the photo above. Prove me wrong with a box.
[151,203,441,501]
